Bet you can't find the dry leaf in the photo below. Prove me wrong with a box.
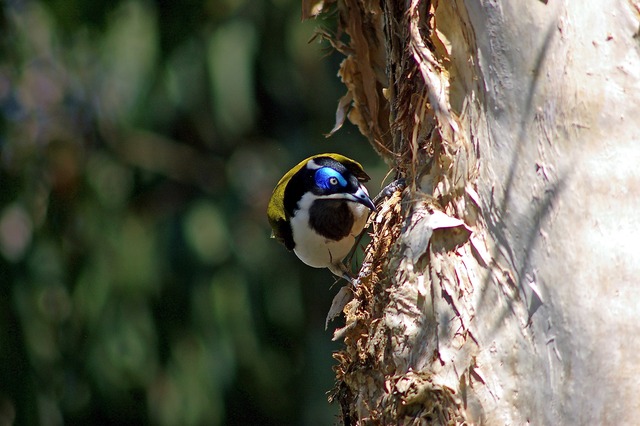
[325,285,353,329]
[326,91,353,137]
[301,0,326,20]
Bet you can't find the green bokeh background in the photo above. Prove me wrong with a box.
[0,0,386,424]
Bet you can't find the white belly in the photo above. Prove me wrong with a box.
[290,200,369,269]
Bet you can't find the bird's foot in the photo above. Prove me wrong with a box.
[328,263,358,286]
[373,178,407,206]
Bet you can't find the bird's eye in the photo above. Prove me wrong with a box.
[315,167,347,190]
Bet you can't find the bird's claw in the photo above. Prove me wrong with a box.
[329,263,357,285]
[373,178,406,206]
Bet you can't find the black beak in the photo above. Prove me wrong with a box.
[352,185,376,211]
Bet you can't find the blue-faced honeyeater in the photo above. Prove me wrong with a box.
[267,153,376,281]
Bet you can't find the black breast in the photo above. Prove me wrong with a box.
[308,199,354,241]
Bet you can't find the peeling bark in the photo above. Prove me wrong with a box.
[305,0,640,424]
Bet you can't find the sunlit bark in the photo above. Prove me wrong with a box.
[306,0,640,424]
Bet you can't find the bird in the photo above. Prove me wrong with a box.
[267,153,376,282]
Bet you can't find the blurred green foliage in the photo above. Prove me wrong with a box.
[0,0,386,424]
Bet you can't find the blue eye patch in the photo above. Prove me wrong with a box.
[314,167,348,190]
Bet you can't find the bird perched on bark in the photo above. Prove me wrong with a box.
[267,153,375,282]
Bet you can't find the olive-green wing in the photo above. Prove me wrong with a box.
[266,155,313,249]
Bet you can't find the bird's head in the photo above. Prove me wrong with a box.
[304,156,376,211]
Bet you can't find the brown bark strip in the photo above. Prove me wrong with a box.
[305,0,491,424]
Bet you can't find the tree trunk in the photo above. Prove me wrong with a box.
[305,0,640,424]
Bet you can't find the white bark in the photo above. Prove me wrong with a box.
[440,0,640,423]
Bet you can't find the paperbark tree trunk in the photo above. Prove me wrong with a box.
[305,0,640,424]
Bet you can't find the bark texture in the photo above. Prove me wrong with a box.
[305,0,640,424]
